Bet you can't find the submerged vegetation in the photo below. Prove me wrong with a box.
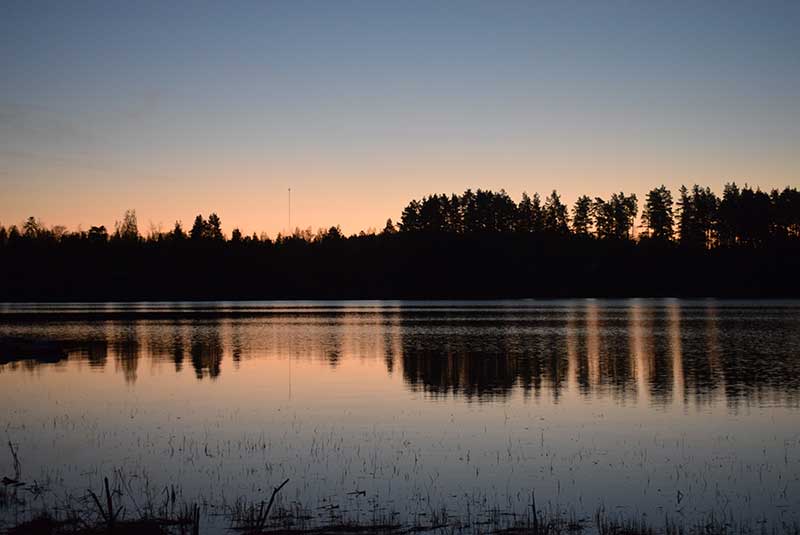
[1,183,799,299]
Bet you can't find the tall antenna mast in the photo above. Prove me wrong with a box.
[288,187,292,235]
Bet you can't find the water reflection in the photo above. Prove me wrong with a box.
[190,322,223,379]
[1,301,799,408]
[113,325,140,383]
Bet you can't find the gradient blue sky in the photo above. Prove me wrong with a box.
[1,0,798,235]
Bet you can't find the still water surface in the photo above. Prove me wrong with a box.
[1,300,799,530]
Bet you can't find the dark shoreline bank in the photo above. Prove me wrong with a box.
[3,240,799,301]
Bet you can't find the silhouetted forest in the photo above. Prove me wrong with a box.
[1,183,799,299]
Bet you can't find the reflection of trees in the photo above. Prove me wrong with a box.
[231,323,243,368]
[597,310,636,400]
[714,309,800,409]
[63,339,108,368]
[2,302,799,408]
[399,320,570,401]
[646,310,675,405]
[114,333,139,384]
[380,308,404,375]
[680,305,724,405]
[401,336,516,400]
[85,340,108,368]
[143,324,184,372]
[321,317,343,368]
[383,333,395,374]
[190,324,223,379]
[171,325,185,372]
[396,303,800,406]
[514,329,570,401]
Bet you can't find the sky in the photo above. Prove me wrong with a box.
[1,0,799,236]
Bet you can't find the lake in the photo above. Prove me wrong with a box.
[1,300,799,532]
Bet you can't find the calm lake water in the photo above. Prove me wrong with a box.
[1,300,799,531]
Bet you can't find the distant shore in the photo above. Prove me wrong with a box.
[2,185,798,300]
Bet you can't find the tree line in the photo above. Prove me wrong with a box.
[1,183,798,300]
[397,183,800,246]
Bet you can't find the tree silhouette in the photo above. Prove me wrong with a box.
[321,225,344,242]
[516,192,535,233]
[169,221,187,241]
[7,225,20,244]
[114,210,139,241]
[190,215,207,240]
[492,190,518,233]
[207,213,224,240]
[419,195,447,232]
[717,183,740,247]
[592,198,613,239]
[771,186,800,239]
[189,213,224,240]
[530,193,544,234]
[592,193,637,240]
[571,195,593,236]
[678,185,717,248]
[444,194,463,233]
[677,185,695,247]
[693,185,718,248]
[737,185,771,247]
[23,216,43,238]
[399,200,422,232]
[543,190,570,235]
[461,189,478,233]
[382,218,397,235]
[611,192,638,240]
[641,185,674,241]
[88,225,108,244]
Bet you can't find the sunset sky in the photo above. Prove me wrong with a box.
[2,1,798,236]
